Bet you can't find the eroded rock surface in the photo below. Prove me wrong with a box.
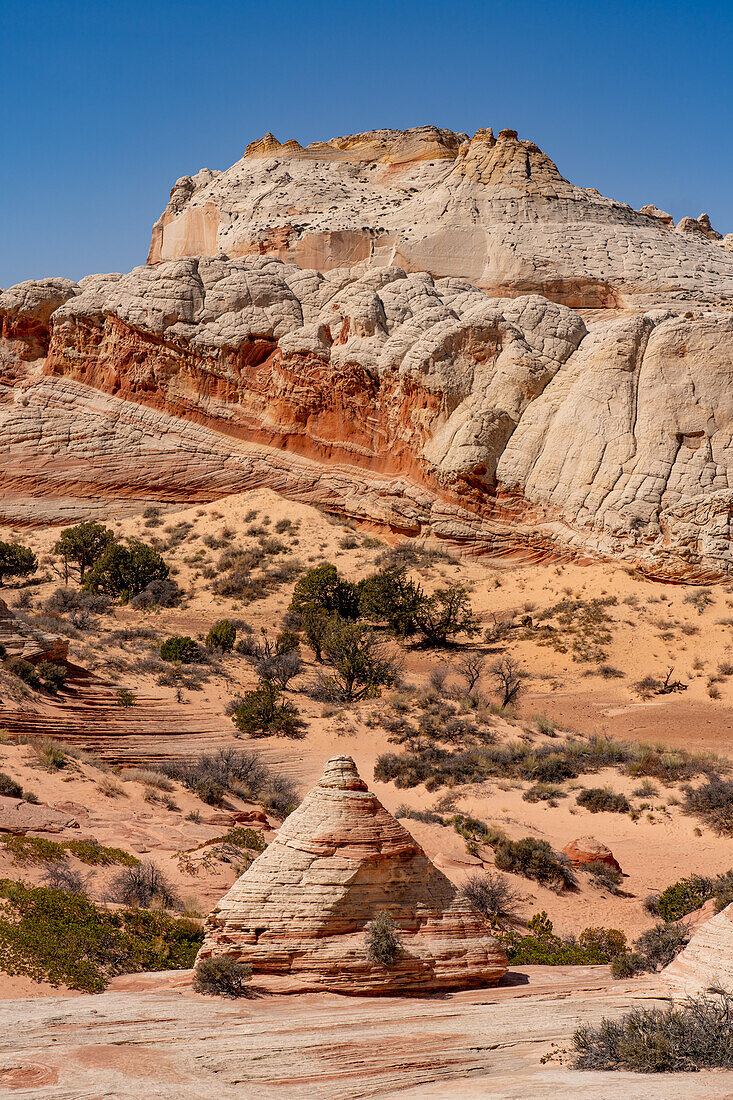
[147,126,733,311]
[197,755,508,993]
[2,254,733,576]
[661,901,733,994]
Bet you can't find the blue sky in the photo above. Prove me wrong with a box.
[1,0,731,286]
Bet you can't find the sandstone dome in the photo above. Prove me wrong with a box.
[662,902,733,995]
[196,755,508,993]
[147,125,733,311]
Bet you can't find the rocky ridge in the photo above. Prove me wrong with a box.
[2,126,733,578]
[147,126,733,310]
[197,755,508,993]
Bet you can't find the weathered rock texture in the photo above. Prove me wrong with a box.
[0,598,68,663]
[2,255,733,577]
[148,127,733,311]
[197,755,508,993]
[661,902,733,994]
[562,837,621,873]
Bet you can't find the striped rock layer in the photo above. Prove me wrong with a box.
[661,902,733,995]
[197,755,508,993]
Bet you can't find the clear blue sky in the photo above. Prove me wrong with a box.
[1,0,731,286]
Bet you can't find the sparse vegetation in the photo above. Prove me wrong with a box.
[107,861,181,910]
[494,837,576,890]
[684,776,733,835]
[193,955,252,997]
[576,787,631,814]
[0,541,38,587]
[365,910,401,966]
[84,539,169,601]
[160,635,200,663]
[459,871,524,929]
[53,522,115,583]
[205,619,237,651]
[572,991,733,1072]
[230,680,304,738]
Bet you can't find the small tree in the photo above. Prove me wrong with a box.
[84,539,169,601]
[0,541,38,587]
[292,606,333,662]
[459,871,524,930]
[256,650,303,689]
[365,911,401,966]
[53,522,115,583]
[414,585,479,645]
[321,620,399,702]
[206,619,236,652]
[457,652,486,693]
[160,636,200,663]
[231,680,304,738]
[357,566,424,636]
[289,563,359,620]
[490,656,528,708]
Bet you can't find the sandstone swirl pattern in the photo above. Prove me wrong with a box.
[1,126,733,578]
[197,755,508,993]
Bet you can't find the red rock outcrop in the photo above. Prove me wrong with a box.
[197,755,508,993]
[147,126,733,311]
[562,837,621,873]
[3,255,733,577]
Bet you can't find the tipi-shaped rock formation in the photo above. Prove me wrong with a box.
[197,755,508,993]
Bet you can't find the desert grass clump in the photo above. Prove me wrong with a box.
[193,955,252,997]
[365,911,401,966]
[572,992,733,1072]
[684,776,733,835]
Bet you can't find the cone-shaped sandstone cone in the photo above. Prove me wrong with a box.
[197,755,508,993]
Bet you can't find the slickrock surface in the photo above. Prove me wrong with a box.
[3,254,733,576]
[197,755,508,993]
[0,970,729,1099]
[147,126,733,311]
[661,901,733,994]
[0,597,68,663]
[562,837,622,872]
[0,797,79,835]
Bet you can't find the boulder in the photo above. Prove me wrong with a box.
[562,837,621,872]
[0,797,79,835]
[197,755,508,993]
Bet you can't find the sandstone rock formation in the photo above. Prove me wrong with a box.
[2,253,733,577]
[0,796,79,836]
[661,902,733,994]
[196,755,508,993]
[148,126,733,311]
[562,837,621,873]
[0,598,68,663]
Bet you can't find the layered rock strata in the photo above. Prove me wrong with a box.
[2,256,733,577]
[661,902,733,994]
[147,126,733,310]
[197,755,508,993]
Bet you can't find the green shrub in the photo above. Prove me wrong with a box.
[289,564,359,620]
[657,875,716,921]
[0,773,23,799]
[576,787,631,814]
[494,838,576,890]
[195,778,226,806]
[1,834,137,867]
[37,662,68,693]
[7,658,42,689]
[414,584,479,645]
[503,912,626,965]
[218,828,266,852]
[572,992,733,1072]
[117,688,136,707]
[84,539,169,601]
[231,681,304,738]
[160,636,200,663]
[320,619,399,702]
[611,920,691,978]
[193,955,252,997]
[206,620,236,652]
[0,541,38,587]
[0,880,201,991]
[365,911,400,966]
[357,567,424,637]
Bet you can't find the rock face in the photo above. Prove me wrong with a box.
[197,755,508,993]
[0,598,68,663]
[2,125,732,579]
[2,254,733,577]
[0,796,79,835]
[147,126,733,311]
[661,902,733,994]
[562,837,621,872]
